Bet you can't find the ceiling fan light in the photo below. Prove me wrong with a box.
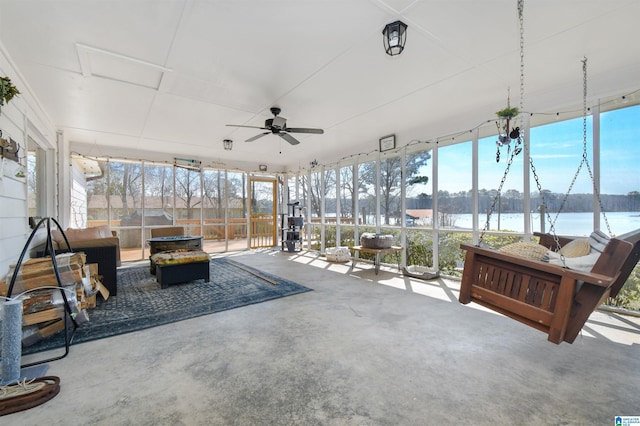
[223,139,233,150]
[272,116,286,130]
[382,20,408,56]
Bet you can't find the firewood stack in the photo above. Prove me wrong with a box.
[0,252,108,346]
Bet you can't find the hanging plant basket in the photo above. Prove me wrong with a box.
[496,106,519,119]
[0,76,20,106]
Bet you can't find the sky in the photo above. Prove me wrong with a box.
[408,104,639,197]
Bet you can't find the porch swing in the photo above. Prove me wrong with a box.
[457,1,640,344]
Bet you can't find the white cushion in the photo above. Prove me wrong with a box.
[545,250,601,273]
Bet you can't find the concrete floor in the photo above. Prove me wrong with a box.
[8,250,640,425]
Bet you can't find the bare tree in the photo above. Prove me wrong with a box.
[175,167,201,219]
[359,150,431,225]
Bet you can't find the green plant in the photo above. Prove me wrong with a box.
[606,264,640,310]
[0,76,20,106]
[496,106,519,119]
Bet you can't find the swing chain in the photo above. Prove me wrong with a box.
[480,133,521,242]
[530,156,565,258]
[550,58,612,236]
[480,0,526,243]
[519,0,525,129]
[580,59,613,236]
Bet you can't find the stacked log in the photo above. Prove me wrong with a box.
[0,252,106,347]
[0,252,86,296]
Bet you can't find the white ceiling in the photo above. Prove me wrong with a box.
[1,0,639,172]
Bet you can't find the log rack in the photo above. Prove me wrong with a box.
[6,217,79,367]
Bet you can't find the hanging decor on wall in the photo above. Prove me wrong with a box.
[174,157,201,171]
[0,76,20,112]
[0,131,20,163]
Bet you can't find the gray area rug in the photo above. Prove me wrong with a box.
[22,257,312,355]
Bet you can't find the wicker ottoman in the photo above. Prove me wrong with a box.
[151,249,210,289]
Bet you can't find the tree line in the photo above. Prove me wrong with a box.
[409,190,640,214]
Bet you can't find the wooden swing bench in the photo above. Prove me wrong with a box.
[458,229,640,344]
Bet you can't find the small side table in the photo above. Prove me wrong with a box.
[349,245,402,275]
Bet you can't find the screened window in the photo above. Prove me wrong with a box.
[110,161,143,249]
[86,161,109,227]
[379,155,402,226]
[175,167,202,236]
[438,142,472,230]
[600,104,640,235]
[357,160,376,230]
[529,116,593,236]
[27,146,45,218]
[478,134,524,233]
[143,163,174,224]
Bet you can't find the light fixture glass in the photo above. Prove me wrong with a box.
[259,164,267,172]
[382,20,408,56]
[223,139,233,150]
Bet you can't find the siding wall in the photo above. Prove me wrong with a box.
[0,45,57,283]
[69,162,88,228]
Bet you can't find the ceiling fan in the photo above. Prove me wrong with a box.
[226,107,324,145]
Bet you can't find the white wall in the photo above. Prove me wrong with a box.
[69,160,88,228]
[0,42,58,284]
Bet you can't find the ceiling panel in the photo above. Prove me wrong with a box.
[0,0,638,171]
[274,29,470,134]
[19,62,157,136]
[163,1,390,112]
[0,0,184,72]
[142,92,252,144]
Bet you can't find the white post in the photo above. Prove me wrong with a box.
[522,113,532,239]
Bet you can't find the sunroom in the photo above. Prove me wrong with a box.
[1,1,640,423]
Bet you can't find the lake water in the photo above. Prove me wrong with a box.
[451,211,640,236]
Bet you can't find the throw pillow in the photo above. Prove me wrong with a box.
[498,242,548,261]
[558,238,591,258]
[64,227,102,241]
[588,230,610,253]
[94,225,112,238]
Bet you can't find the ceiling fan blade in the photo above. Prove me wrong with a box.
[279,133,301,145]
[246,132,270,142]
[226,124,269,130]
[284,127,324,134]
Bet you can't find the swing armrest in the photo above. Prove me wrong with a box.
[459,243,614,287]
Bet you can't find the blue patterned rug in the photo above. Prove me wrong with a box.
[22,257,312,355]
